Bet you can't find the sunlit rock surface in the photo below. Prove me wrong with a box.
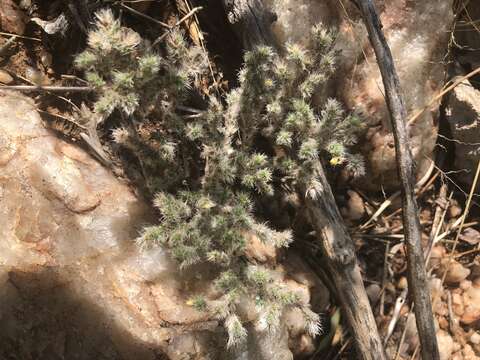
[264,0,453,190]
[0,91,326,359]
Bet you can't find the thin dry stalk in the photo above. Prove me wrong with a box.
[356,1,439,358]
[0,85,92,92]
[120,3,171,29]
[153,6,203,45]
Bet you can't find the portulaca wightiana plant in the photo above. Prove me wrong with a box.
[75,8,364,348]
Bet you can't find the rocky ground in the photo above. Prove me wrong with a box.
[0,0,480,359]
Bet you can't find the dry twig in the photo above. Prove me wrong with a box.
[355,1,439,358]
[0,85,93,92]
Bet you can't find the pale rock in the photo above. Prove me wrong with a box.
[437,330,454,360]
[0,91,322,359]
[452,292,465,317]
[449,200,462,218]
[438,316,449,331]
[295,334,316,356]
[342,190,366,221]
[462,344,480,360]
[264,0,453,190]
[461,280,480,325]
[366,283,381,303]
[445,79,480,189]
[403,314,419,351]
[0,69,13,84]
[439,258,470,285]
[470,332,480,345]
[461,279,472,291]
[397,276,408,290]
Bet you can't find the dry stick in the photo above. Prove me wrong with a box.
[120,3,171,29]
[355,1,440,359]
[303,162,386,360]
[0,85,92,92]
[394,187,451,360]
[0,32,41,42]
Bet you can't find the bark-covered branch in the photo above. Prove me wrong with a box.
[302,163,387,359]
[355,1,440,359]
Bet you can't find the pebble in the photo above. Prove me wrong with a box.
[345,190,366,220]
[470,332,480,345]
[441,259,470,285]
[366,283,381,303]
[19,0,31,10]
[449,200,462,218]
[0,69,13,84]
[40,50,52,68]
[397,276,408,290]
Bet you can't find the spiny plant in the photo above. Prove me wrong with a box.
[75,8,365,348]
[75,8,207,191]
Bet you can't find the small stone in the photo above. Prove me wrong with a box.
[438,316,449,330]
[437,330,454,360]
[344,190,365,221]
[461,280,472,291]
[0,69,13,84]
[366,283,381,303]
[297,334,315,355]
[470,332,480,345]
[397,276,408,290]
[19,0,31,10]
[461,284,480,324]
[40,50,53,68]
[449,201,462,218]
[440,259,470,285]
[453,341,462,352]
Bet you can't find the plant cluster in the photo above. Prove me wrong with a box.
[76,8,365,348]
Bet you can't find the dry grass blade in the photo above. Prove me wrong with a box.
[120,3,171,29]
[153,6,203,45]
[0,32,41,42]
[0,85,92,92]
